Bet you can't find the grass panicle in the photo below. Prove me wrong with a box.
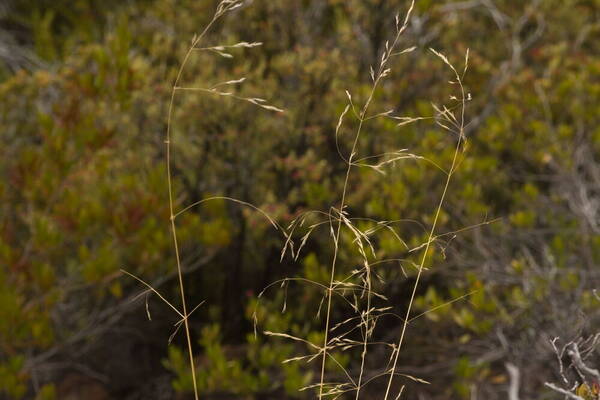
[123,2,283,400]
[124,1,473,399]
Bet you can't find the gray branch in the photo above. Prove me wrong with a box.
[544,382,584,400]
[505,362,521,400]
[567,342,600,383]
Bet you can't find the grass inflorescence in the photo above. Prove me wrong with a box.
[124,1,472,399]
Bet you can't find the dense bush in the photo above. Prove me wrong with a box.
[1,0,598,399]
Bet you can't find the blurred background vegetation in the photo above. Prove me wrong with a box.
[1,0,599,399]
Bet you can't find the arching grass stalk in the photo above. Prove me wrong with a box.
[163,2,249,399]
[317,2,416,399]
[165,0,282,400]
[383,48,470,400]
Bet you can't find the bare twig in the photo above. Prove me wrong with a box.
[505,362,521,400]
[544,382,585,400]
[567,342,600,383]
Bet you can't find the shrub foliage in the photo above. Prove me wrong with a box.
[1,0,599,399]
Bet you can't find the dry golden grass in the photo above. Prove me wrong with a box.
[123,1,475,399]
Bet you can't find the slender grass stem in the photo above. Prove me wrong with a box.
[164,5,235,399]
[319,4,416,398]
[383,53,467,400]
